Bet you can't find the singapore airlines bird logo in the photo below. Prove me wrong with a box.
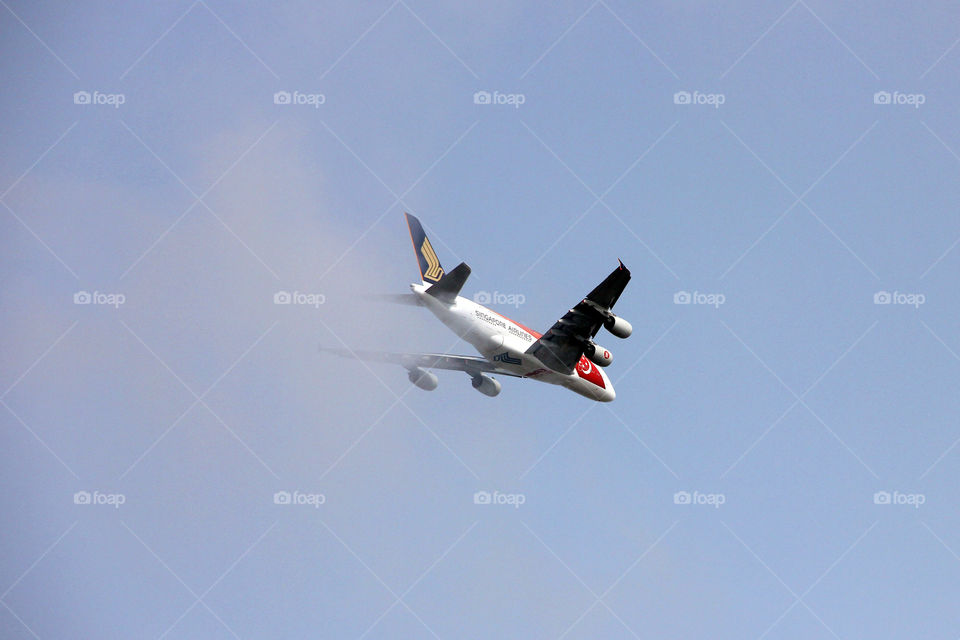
[421,237,444,281]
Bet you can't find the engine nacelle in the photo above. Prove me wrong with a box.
[471,374,501,397]
[585,342,613,367]
[408,367,438,391]
[604,314,633,339]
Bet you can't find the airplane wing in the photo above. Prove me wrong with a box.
[320,348,523,377]
[525,261,631,374]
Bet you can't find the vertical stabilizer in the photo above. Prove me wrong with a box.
[405,213,445,285]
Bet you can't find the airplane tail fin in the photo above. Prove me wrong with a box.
[405,213,445,285]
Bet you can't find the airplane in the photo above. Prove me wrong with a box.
[323,213,633,402]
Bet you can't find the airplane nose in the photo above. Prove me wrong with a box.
[602,384,616,402]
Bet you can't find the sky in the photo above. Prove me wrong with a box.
[2,1,960,638]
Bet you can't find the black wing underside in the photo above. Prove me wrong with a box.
[525,261,631,374]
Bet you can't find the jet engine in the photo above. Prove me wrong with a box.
[604,314,633,339]
[471,374,501,397]
[408,367,439,391]
[585,342,613,367]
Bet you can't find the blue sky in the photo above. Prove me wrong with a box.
[2,1,960,638]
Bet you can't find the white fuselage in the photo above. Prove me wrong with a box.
[411,283,615,402]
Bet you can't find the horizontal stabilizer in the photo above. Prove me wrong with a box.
[425,262,471,303]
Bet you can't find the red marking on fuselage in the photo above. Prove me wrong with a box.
[486,308,542,339]
[575,356,605,388]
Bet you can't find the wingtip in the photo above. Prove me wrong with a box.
[319,346,352,359]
